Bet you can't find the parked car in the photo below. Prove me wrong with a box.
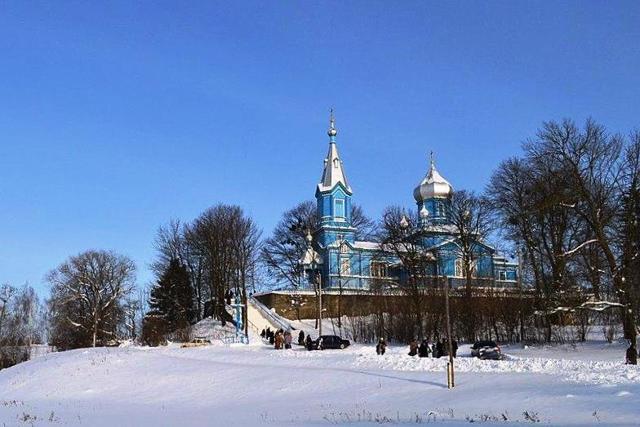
[471,340,502,360]
[314,335,350,350]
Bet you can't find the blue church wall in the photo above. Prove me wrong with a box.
[418,198,451,224]
[317,185,352,225]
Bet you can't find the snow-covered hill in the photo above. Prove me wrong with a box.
[0,340,638,426]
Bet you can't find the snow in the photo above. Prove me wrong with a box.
[0,339,639,426]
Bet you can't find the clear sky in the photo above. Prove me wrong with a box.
[1,1,639,295]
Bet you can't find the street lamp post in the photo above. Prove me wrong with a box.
[307,230,323,337]
[318,268,323,336]
[337,239,349,329]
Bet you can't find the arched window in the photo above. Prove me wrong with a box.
[370,261,387,277]
[334,199,345,218]
[340,257,350,275]
[455,258,463,277]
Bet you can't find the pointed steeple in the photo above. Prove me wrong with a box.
[317,109,352,195]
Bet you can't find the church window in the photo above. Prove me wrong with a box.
[370,261,387,277]
[498,270,507,281]
[335,199,345,218]
[340,257,350,275]
[455,258,463,277]
[455,258,478,278]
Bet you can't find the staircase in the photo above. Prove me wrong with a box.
[247,296,293,332]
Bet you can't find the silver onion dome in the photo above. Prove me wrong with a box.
[413,153,453,202]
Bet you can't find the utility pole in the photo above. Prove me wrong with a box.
[517,245,525,347]
[318,270,323,337]
[444,276,455,389]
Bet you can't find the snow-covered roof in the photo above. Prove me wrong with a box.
[421,224,458,234]
[413,155,453,201]
[353,241,381,250]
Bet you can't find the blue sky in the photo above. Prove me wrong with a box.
[1,1,639,295]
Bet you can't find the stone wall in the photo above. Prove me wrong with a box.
[255,292,384,320]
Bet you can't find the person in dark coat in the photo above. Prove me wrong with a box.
[452,339,459,358]
[305,334,313,351]
[435,339,443,358]
[298,330,305,346]
[418,339,431,358]
[408,339,418,356]
[269,331,275,345]
[260,328,266,338]
[626,344,638,365]
[376,338,387,355]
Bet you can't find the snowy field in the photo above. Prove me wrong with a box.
[0,339,639,426]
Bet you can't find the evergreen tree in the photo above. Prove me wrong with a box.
[148,259,195,331]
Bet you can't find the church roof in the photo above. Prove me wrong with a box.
[317,111,352,195]
[413,154,453,201]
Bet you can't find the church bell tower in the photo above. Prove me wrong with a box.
[314,110,356,247]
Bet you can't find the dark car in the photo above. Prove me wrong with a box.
[314,335,350,350]
[471,340,503,360]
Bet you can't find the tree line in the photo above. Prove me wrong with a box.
[1,118,637,360]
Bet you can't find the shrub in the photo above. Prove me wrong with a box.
[141,315,168,347]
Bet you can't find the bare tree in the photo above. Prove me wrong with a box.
[261,200,375,291]
[528,119,637,346]
[448,190,494,341]
[47,250,136,348]
[187,204,261,330]
[261,201,316,291]
[488,151,584,341]
[377,206,434,341]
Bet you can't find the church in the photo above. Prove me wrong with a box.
[301,113,518,291]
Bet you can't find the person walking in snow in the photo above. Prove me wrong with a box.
[284,331,292,349]
[626,343,638,365]
[435,339,443,358]
[408,339,418,356]
[305,334,313,351]
[274,332,284,350]
[418,339,431,358]
[260,328,266,339]
[452,339,459,358]
[298,330,305,346]
[376,338,387,355]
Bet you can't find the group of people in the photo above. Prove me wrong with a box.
[409,337,458,358]
[261,327,292,349]
[375,336,458,358]
[261,327,313,350]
